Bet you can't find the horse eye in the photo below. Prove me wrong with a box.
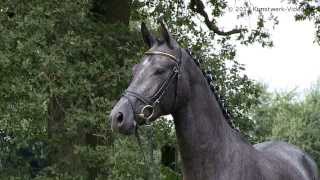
[154,68,166,75]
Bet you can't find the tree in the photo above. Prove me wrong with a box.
[288,0,320,44]
[0,0,137,178]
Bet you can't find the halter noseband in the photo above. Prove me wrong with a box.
[122,50,180,125]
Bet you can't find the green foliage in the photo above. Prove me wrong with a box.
[0,0,142,178]
[252,81,320,167]
[160,166,182,180]
[288,0,320,44]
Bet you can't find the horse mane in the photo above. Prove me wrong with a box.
[185,49,237,130]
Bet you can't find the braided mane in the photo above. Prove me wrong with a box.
[185,49,237,130]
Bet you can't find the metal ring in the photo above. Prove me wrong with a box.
[138,105,154,120]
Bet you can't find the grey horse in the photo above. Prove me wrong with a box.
[110,22,319,180]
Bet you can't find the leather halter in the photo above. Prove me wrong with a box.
[145,51,178,62]
[122,50,180,125]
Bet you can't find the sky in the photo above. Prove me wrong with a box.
[219,0,320,92]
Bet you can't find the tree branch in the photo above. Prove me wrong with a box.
[189,0,244,36]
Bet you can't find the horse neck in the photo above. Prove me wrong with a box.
[172,56,253,179]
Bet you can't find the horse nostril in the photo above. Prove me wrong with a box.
[116,112,124,125]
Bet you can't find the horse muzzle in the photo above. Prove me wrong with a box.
[110,98,137,135]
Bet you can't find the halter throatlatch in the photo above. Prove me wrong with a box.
[122,50,180,125]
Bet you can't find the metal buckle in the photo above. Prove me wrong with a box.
[173,66,179,73]
[137,105,154,122]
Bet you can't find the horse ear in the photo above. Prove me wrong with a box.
[159,20,177,48]
[141,22,156,48]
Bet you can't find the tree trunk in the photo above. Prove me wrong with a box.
[47,96,65,166]
[91,0,131,25]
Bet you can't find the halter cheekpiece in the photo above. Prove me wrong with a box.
[122,50,180,125]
